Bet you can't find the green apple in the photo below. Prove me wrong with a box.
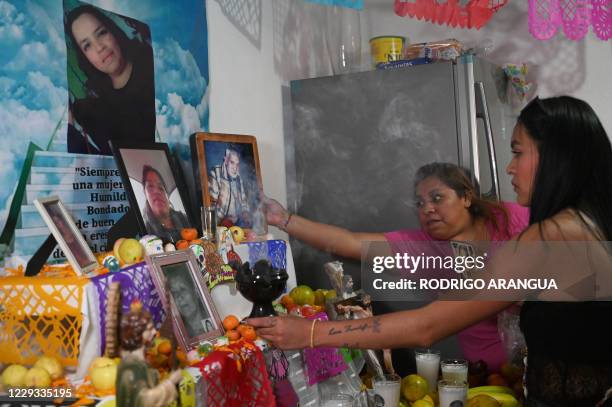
[2,364,28,388]
[90,357,118,391]
[24,367,51,388]
[314,289,326,306]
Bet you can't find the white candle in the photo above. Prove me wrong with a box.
[438,380,467,407]
[415,349,441,392]
[373,380,401,407]
[441,359,468,383]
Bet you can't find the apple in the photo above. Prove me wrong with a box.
[90,357,118,391]
[2,364,28,388]
[229,226,245,243]
[34,356,63,380]
[24,367,51,388]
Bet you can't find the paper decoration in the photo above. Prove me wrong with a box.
[528,0,610,40]
[394,0,509,29]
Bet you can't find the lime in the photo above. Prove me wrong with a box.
[401,374,429,402]
[289,285,315,306]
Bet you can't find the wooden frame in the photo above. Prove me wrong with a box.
[191,132,264,230]
[33,196,98,275]
[146,250,224,350]
[110,140,195,242]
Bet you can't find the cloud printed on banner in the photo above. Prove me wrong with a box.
[0,0,68,226]
[153,37,209,145]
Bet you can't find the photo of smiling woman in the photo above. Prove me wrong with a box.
[64,2,155,155]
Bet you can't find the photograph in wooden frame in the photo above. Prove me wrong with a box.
[191,132,266,233]
[146,250,224,350]
[110,141,195,243]
[33,196,98,275]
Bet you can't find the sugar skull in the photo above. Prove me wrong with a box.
[190,244,206,270]
[139,235,164,255]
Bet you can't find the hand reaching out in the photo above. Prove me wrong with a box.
[263,196,290,228]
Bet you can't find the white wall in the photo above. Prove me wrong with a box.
[207,0,611,216]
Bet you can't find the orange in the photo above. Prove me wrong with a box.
[280,294,295,309]
[223,315,240,331]
[240,326,257,341]
[157,341,172,355]
[226,329,240,341]
[176,240,190,250]
[181,228,198,241]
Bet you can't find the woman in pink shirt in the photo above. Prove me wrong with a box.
[264,162,528,371]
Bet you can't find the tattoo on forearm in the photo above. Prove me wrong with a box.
[342,342,361,348]
[328,318,382,336]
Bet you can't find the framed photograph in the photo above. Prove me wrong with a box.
[110,141,195,243]
[192,133,264,230]
[33,196,98,276]
[146,250,224,350]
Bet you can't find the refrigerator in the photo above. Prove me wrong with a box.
[283,56,515,371]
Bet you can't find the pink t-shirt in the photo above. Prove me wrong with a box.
[384,202,529,372]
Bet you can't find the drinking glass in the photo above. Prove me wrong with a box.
[321,393,355,407]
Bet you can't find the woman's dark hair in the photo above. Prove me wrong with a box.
[414,162,510,236]
[142,165,167,191]
[518,96,612,240]
[65,4,133,94]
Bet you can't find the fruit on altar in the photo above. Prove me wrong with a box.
[113,238,125,261]
[229,226,245,243]
[468,359,488,387]
[279,294,296,311]
[181,228,198,241]
[325,290,337,300]
[238,325,257,341]
[117,238,144,264]
[24,367,51,388]
[289,285,315,306]
[467,394,501,407]
[219,218,234,228]
[401,374,429,402]
[313,289,326,306]
[412,398,434,407]
[500,362,523,383]
[157,340,172,355]
[398,399,410,407]
[226,330,240,341]
[176,240,189,250]
[2,364,28,388]
[467,386,518,407]
[89,357,118,391]
[33,356,63,380]
[223,315,240,331]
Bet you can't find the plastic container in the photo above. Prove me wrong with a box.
[369,36,406,67]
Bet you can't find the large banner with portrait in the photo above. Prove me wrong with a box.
[0,0,208,266]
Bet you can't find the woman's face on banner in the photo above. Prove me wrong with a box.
[71,12,126,77]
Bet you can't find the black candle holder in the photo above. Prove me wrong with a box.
[235,259,288,318]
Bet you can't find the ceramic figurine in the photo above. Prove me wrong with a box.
[116,301,182,407]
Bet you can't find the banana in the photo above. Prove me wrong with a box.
[468,390,518,407]
[468,386,516,398]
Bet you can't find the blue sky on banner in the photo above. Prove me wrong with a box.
[0,0,209,229]
[303,0,364,9]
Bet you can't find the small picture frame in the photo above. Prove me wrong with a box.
[110,141,195,243]
[33,196,98,275]
[146,250,224,350]
[191,133,265,231]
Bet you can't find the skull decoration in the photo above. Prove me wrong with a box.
[139,235,164,255]
[190,244,206,270]
[103,255,121,272]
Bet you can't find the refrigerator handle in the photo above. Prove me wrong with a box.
[474,81,501,200]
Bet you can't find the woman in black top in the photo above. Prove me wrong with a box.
[250,96,612,406]
[65,4,155,155]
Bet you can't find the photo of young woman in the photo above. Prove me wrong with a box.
[64,3,155,155]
